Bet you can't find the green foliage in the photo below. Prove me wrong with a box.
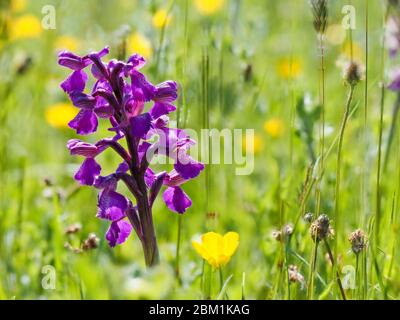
[0,0,399,300]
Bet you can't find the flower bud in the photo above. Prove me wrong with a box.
[82,233,100,251]
[343,60,364,86]
[288,265,305,288]
[310,214,333,242]
[348,229,367,255]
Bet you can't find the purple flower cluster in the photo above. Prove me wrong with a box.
[386,16,400,91]
[58,47,204,258]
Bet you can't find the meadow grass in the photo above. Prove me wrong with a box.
[0,0,399,300]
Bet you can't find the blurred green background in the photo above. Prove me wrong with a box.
[0,0,399,299]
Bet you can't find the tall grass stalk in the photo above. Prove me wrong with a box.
[307,236,318,300]
[370,3,390,299]
[201,49,210,214]
[293,104,359,233]
[310,0,327,230]
[333,84,356,297]
[361,0,369,228]
[155,1,175,74]
[324,239,346,300]
[383,93,400,171]
[174,0,189,284]
[314,33,325,217]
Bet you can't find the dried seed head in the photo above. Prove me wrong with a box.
[243,63,253,82]
[310,214,333,241]
[206,211,217,219]
[348,229,367,255]
[304,212,314,223]
[272,230,282,241]
[65,223,82,235]
[43,178,53,187]
[337,58,365,86]
[288,265,305,288]
[283,223,294,236]
[310,0,328,34]
[82,233,100,251]
[272,223,294,242]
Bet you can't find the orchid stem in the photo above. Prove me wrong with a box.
[175,215,183,284]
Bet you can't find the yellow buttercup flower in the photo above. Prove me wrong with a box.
[242,133,262,154]
[9,14,42,40]
[277,58,302,80]
[194,0,225,15]
[192,232,239,268]
[264,118,284,138]
[152,9,172,29]
[126,32,153,60]
[55,35,80,52]
[11,0,27,13]
[45,103,77,129]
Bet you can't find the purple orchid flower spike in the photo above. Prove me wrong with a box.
[388,68,400,91]
[59,47,204,267]
[385,16,400,58]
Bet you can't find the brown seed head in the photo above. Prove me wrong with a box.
[348,229,367,255]
[311,0,328,34]
[304,212,314,223]
[82,233,100,251]
[288,265,305,287]
[310,214,333,242]
[343,61,364,86]
[272,223,294,242]
[65,223,82,235]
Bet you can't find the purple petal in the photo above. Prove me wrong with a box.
[153,81,178,103]
[130,112,152,138]
[69,92,96,109]
[164,169,186,187]
[127,53,146,69]
[67,139,99,158]
[68,109,98,135]
[105,219,132,247]
[174,155,205,179]
[91,62,108,80]
[163,187,192,214]
[116,161,129,173]
[156,128,192,156]
[87,47,109,60]
[60,70,88,93]
[149,102,176,119]
[124,88,145,118]
[86,47,110,78]
[92,79,112,93]
[138,141,157,161]
[94,174,118,191]
[97,190,128,221]
[94,104,113,118]
[388,69,400,91]
[152,115,169,130]
[144,168,156,188]
[131,70,156,101]
[58,51,90,70]
[74,158,101,186]
[149,171,167,206]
